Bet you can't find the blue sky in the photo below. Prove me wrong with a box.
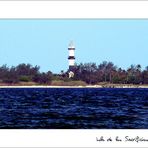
[0,19,147,73]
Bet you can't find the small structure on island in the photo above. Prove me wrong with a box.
[68,41,75,78]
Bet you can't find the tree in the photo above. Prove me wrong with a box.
[3,66,19,83]
[33,72,52,84]
[142,66,148,84]
[98,61,108,82]
[16,63,40,78]
[0,65,9,81]
[73,63,98,84]
[106,62,117,83]
[98,61,117,83]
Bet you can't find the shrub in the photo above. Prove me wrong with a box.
[51,80,86,86]
[19,76,31,82]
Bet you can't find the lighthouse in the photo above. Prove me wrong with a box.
[68,41,75,78]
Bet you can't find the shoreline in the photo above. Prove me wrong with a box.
[0,85,148,88]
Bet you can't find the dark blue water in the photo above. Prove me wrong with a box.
[0,88,148,129]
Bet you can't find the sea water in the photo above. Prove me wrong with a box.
[0,88,148,129]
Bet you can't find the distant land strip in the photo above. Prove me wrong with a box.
[0,84,148,88]
[0,62,147,87]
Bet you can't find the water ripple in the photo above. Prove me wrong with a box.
[0,88,148,129]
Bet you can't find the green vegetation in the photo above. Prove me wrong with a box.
[51,80,86,86]
[0,62,147,85]
[72,62,148,85]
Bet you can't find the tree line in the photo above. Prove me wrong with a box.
[0,64,52,84]
[0,62,147,85]
[72,61,148,85]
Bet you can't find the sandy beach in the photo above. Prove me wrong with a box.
[0,85,147,88]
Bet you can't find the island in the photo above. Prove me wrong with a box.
[0,62,147,88]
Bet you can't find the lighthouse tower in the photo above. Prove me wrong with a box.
[68,41,75,78]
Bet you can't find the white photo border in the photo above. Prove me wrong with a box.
[0,1,148,148]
